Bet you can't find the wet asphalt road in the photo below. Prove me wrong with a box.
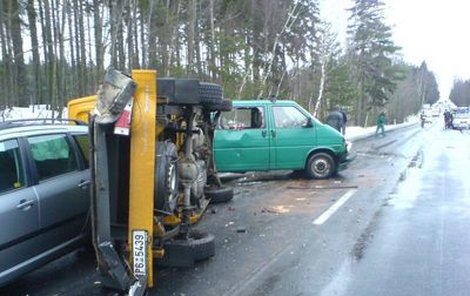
[324,123,470,296]
[3,120,468,296]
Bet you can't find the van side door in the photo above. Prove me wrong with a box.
[271,105,316,169]
[214,105,271,172]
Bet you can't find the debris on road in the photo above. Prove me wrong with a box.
[287,185,359,190]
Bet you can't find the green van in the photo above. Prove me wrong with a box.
[213,100,354,179]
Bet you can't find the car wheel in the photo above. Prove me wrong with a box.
[155,141,179,212]
[155,231,215,267]
[305,152,336,179]
[204,185,234,204]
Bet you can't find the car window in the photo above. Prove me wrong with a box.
[0,139,25,193]
[27,134,79,181]
[218,107,265,129]
[273,106,309,128]
[73,134,90,168]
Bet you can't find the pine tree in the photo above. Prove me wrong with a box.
[347,0,401,126]
[417,61,439,106]
[449,79,470,107]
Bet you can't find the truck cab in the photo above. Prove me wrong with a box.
[213,100,353,179]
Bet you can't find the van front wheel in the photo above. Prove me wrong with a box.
[306,152,335,179]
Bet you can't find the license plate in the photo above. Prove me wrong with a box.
[132,230,147,277]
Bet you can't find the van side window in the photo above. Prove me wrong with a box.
[0,139,25,193]
[273,106,309,128]
[218,107,265,129]
[28,134,79,181]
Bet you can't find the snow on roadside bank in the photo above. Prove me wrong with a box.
[1,105,418,140]
[345,115,419,141]
[0,105,67,121]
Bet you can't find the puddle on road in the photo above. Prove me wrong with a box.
[318,259,354,296]
[320,147,433,296]
[389,149,424,209]
[260,204,294,215]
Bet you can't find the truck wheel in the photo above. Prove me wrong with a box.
[305,152,336,179]
[155,141,179,212]
[156,231,215,267]
[200,82,223,105]
[207,99,232,112]
[204,185,234,204]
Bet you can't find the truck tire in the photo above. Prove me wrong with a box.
[200,82,223,106]
[305,152,336,179]
[204,185,234,204]
[155,141,179,212]
[206,99,232,112]
[156,231,215,267]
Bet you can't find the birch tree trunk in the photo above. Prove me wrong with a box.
[312,60,326,116]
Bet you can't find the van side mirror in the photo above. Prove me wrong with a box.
[304,117,313,128]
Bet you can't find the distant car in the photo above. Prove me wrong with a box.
[0,119,90,286]
[452,108,470,130]
[431,108,441,117]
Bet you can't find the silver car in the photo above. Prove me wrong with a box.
[0,119,90,286]
[452,108,470,130]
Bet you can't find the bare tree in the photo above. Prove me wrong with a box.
[8,0,29,106]
[187,0,197,76]
[257,1,302,99]
[311,21,339,116]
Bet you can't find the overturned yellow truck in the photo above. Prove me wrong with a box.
[68,69,233,295]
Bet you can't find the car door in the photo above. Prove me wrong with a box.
[271,105,316,169]
[27,133,90,255]
[214,105,271,172]
[0,138,40,284]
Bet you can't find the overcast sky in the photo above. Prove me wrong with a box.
[320,0,470,99]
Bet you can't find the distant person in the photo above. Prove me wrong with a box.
[443,109,453,129]
[340,108,347,135]
[375,111,387,137]
[420,112,426,128]
[326,106,344,133]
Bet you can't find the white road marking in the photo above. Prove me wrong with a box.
[313,189,357,225]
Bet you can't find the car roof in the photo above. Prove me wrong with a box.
[0,119,88,140]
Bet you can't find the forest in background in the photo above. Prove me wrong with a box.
[0,0,445,126]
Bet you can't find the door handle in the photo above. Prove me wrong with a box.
[17,199,34,211]
[78,179,91,189]
[261,130,267,137]
[271,130,276,138]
